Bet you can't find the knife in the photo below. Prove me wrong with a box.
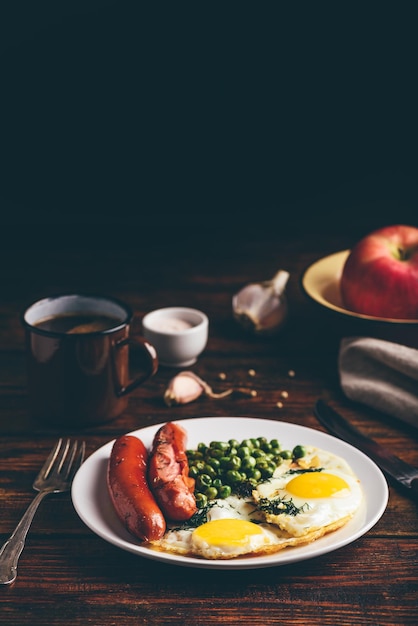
[314,399,418,501]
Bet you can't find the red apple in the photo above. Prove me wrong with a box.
[340,224,418,319]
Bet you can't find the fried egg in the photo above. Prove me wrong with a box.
[191,518,272,558]
[149,446,363,560]
[252,446,363,537]
[150,496,266,557]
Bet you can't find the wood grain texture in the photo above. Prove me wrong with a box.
[1,235,417,625]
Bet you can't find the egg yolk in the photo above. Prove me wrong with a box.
[192,518,265,547]
[286,472,350,498]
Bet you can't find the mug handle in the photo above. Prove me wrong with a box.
[113,335,158,397]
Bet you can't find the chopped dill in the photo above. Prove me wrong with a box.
[174,502,217,530]
[234,480,256,498]
[286,467,323,475]
[257,496,310,517]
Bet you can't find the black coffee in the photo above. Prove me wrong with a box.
[34,313,121,334]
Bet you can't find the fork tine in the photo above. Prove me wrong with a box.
[46,438,71,479]
[60,440,85,480]
[40,438,64,479]
[67,441,86,481]
[55,439,73,477]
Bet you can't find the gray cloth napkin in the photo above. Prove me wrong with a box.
[339,336,418,428]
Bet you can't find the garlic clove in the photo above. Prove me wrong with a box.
[232,270,290,334]
[163,371,255,406]
[164,371,204,406]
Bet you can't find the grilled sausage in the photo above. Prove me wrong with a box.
[107,435,166,542]
[148,421,197,521]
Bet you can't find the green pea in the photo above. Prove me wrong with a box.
[241,456,256,471]
[197,442,208,453]
[251,438,260,448]
[229,439,240,449]
[212,478,223,489]
[229,447,238,457]
[237,446,251,458]
[204,464,217,478]
[260,466,274,479]
[262,462,276,479]
[219,456,232,468]
[206,457,221,470]
[280,450,292,460]
[208,448,224,459]
[247,468,261,481]
[270,439,280,449]
[293,445,307,459]
[205,486,218,500]
[255,459,269,471]
[253,449,266,458]
[225,469,242,485]
[210,441,230,451]
[189,465,200,479]
[192,460,206,471]
[219,485,232,498]
[195,493,208,508]
[196,474,212,489]
[241,439,253,449]
[226,456,241,470]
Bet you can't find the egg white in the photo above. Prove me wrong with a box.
[253,446,363,537]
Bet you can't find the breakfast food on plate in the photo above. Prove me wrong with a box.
[107,422,197,541]
[251,446,362,538]
[152,442,363,559]
[107,423,363,560]
[340,224,418,319]
[107,435,167,542]
[147,421,197,521]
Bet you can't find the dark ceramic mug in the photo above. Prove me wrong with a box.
[22,294,158,427]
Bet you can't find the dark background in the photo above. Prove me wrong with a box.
[1,1,417,249]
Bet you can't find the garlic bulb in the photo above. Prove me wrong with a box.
[232,270,290,334]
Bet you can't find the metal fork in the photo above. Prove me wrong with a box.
[0,438,85,585]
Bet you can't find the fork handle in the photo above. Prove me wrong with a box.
[0,490,49,585]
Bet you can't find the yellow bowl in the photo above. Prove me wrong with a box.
[301,250,418,346]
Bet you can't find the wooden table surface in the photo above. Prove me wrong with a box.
[1,230,417,626]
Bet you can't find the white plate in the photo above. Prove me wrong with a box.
[71,417,389,570]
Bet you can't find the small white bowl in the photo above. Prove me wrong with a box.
[142,307,209,367]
